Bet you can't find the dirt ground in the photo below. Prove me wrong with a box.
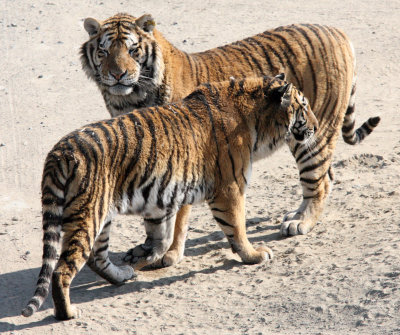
[1,0,399,334]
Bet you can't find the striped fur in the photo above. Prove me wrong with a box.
[22,75,317,320]
[81,13,380,265]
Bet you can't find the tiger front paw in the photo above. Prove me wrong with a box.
[280,218,314,236]
[151,249,184,268]
[241,246,273,264]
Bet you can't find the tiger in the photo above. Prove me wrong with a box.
[22,74,318,320]
[80,13,380,267]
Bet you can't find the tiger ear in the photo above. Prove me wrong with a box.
[84,18,101,36]
[270,83,293,108]
[136,14,156,33]
[280,83,293,109]
[275,73,286,81]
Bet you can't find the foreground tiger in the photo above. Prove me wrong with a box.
[81,13,380,266]
[22,74,318,319]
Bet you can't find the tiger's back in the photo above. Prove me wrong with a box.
[174,24,354,119]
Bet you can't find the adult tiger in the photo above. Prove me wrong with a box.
[81,13,380,267]
[22,74,318,320]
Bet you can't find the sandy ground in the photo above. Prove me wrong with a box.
[1,0,399,334]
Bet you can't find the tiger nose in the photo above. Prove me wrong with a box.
[110,70,127,81]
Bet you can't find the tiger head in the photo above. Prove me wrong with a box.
[274,74,318,144]
[81,13,164,98]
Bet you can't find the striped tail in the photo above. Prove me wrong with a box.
[342,81,381,145]
[22,155,65,317]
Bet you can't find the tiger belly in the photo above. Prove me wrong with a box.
[116,178,208,219]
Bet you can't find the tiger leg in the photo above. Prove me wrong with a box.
[210,191,273,264]
[87,220,135,285]
[52,221,93,320]
[158,205,191,267]
[123,213,177,270]
[281,138,334,236]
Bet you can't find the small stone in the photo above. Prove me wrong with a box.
[355,320,364,327]
[12,217,18,221]
[38,75,43,78]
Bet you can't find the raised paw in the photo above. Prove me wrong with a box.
[280,219,314,236]
[123,243,152,262]
[123,243,159,269]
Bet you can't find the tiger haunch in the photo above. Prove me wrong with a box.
[22,75,317,320]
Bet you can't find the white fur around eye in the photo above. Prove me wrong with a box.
[126,34,139,48]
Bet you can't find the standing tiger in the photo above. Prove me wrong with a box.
[22,74,318,319]
[80,13,380,267]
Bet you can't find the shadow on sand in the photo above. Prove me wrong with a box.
[0,216,282,332]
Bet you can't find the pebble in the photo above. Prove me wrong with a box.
[12,217,18,221]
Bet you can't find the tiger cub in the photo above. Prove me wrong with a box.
[22,74,317,320]
[81,13,380,267]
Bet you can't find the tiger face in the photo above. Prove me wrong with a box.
[81,13,164,97]
[279,82,318,145]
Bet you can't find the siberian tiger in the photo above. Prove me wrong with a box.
[80,13,380,267]
[22,74,318,320]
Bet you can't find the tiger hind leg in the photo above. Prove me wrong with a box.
[52,219,94,320]
[87,220,135,285]
[281,137,334,236]
[210,191,273,264]
[123,213,177,269]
